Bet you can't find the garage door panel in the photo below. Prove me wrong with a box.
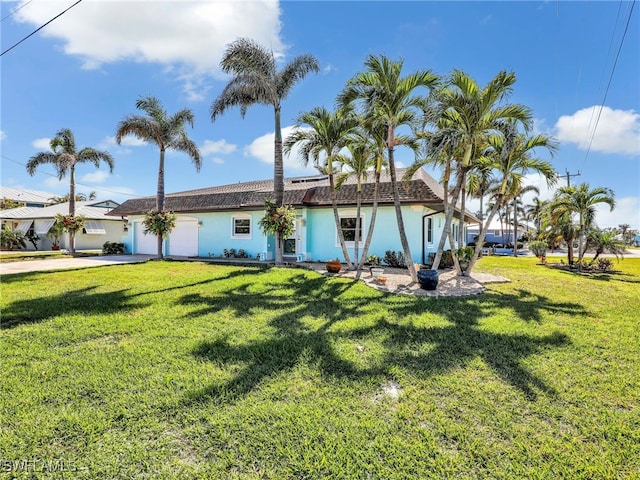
[169,220,198,257]
[135,222,157,255]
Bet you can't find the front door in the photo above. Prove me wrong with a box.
[283,218,300,259]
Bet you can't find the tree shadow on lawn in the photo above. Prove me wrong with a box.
[1,267,253,330]
[186,274,584,404]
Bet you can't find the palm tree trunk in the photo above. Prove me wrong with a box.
[329,167,353,269]
[513,198,518,257]
[69,165,76,256]
[273,106,284,265]
[431,160,451,270]
[353,186,362,270]
[467,197,503,273]
[387,127,417,282]
[355,169,380,279]
[157,147,166,259]
[459,184,466,247]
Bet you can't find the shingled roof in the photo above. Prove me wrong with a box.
[107,168,468,218]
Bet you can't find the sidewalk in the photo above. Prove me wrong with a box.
[0,254,154,276]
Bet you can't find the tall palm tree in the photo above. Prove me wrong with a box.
[339,54,439,282]
[211,38,319,265]
[423,70,534,271]
[284,106,359,268]
[551,183,615,262]
[508,184,539,256]
[26,128,114,255]
[336,133,378,270]
[466,124,557,274]
[525,196,548,238]
[116,96,201,259]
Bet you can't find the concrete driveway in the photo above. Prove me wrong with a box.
[0,255,154,276]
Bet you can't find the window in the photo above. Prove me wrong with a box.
[36,220,55,235]
[338,215,364,244]
[83,221,106,235]
[232,216,251,239]
[427,217,433,244]
[15,220,33,234]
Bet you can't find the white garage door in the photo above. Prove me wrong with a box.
[135,222,158,255]
[168,218,198,257]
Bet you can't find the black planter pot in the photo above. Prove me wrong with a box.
[417,269,439,290]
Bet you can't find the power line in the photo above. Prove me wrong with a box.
[581,0,636,171]
[1,0,82,57]
[1,154,140,199]
[1,0,33,23]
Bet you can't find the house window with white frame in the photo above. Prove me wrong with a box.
[337,214,364,245]
[231,216,251,239]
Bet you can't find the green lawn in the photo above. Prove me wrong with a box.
[1,258,638,479]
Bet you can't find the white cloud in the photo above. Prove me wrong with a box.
[32,138,51,149]
[0,131,6,141]
[14,0,284,98]
[100,135,147,148]
[211,157,225,165]
[555,106,640,155]
[200,139,237,156]
[80,171,110,184]
[244,126,319,175]
[43,177,66,188]
[595,196,640,230]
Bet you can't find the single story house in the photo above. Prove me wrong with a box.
[0,186,55,208]
[1,200,125,251]
[466,218,535,246]
[107,168,477,264]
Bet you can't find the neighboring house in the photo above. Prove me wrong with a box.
[108,168,477,265]
[0,186,55,208]
[0,200,125,251]
[466,218,534,246]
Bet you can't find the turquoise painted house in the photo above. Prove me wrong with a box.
[107,168,476,265]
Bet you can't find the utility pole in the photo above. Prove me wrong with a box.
[564,169,581,187]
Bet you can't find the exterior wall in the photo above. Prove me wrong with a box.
[119,206,470,264]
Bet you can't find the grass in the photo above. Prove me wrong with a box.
[0,250,102,263]
[1,257,638,479]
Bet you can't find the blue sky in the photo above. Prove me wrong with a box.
[1,0,638,228]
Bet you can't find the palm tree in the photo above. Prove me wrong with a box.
[336,133,378,270]
[116,96,201,259]
[525,196,548,238]
[211,38,319,265]
[508,184,539,256]
[339,54,439,282]
[284,106,359,268]
[466,124,557,274]
[421,70,533,272]
[48,191,97,204]
[586,228,626,264]
[551,183,615,262]
[26,128,114,255]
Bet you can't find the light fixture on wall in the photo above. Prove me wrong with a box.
[198,220,203,227]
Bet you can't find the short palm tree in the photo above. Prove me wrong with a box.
[115,96,201,259]
[586,228,626,264]
[551,183,615,262]
[211,38,319,265]
[26,128,114,255]
[339,54,439,282]
[284,106,359,268]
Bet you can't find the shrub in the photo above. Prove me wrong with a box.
[529,240,548,258]
[236,249,248,258]
[1,225,26,250]
[427,250,454,269]
[595,258,614,272]
[383,250,406,268]
[366,254,381,266]
[102,241,125,255]
[142,210,177,239]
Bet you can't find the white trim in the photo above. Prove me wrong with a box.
[15,220,33,234]
[84,221,106,235]
[335,211,365,248]
[35,220,55,234]
[231,214,252,240]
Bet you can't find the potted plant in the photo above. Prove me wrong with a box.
[326,258,341,273]
[417,268,439,290]
[455,246,474,272]
[46,218,66,250]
